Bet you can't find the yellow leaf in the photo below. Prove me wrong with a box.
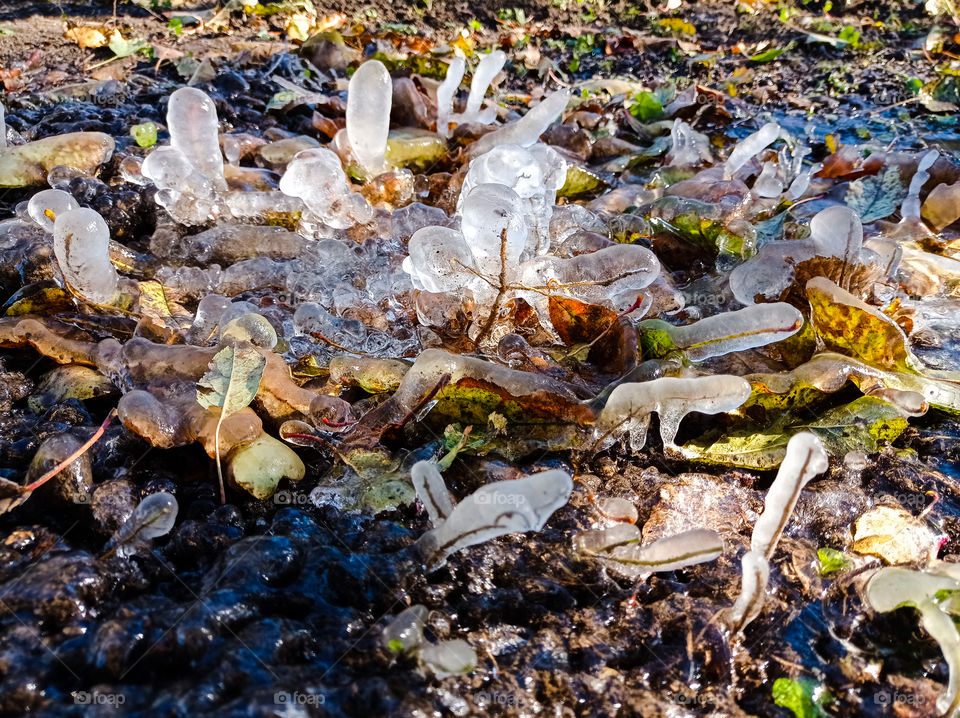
[65,26,108,49]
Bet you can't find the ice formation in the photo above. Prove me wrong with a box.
[436,51,505,137]
[729,205,885,304]
[466,89,571,158]
[866,567,960,717]
[279,148,374,229]
[382,604,478,677]
[575,524,724,580]
[594,375,753,451]
[346,60,392,178]
[103,491,179,558]
[413,460,573,569]
[26,189,79,232]
[724,122,781,177]
[404,177,659,343]
[729,433,828,631]
[640,303,803,362]
[53,207,121,305]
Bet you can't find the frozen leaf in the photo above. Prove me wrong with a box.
[382,605,427,654]
[575,523,723,579]
[197,344,267,502]
[415,463,573,569]
[0,131,115,188]
[103,492,178,559]
[130,121,158,149]
[638,303,803,362]
[817,547,849,576]
[853,506,944,565]
[806,277,918,373]
[771,678,833,718]
[548,296,617,346]
[228,433,305,500]
[845,167,906,223]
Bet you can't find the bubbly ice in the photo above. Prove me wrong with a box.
[346,60,392,178]
[53,207,120,305]
[279,148,374,229]
[167,87,226,192]
[26,189,79,233]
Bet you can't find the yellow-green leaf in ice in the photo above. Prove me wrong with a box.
[197,344,267,502]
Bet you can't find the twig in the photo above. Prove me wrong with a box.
[23,409,116,493]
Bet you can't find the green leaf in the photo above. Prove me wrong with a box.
[628,91,664,122]
[772,677,833,718]
[750,41,795,62]
[817,547,849,576]
[130,122,157,149]
[168,17,184,36]
[387,638,405,653]
[197,345,266,416]
[844,167,906,223]
[108,31,149,59]
[837,25,860,48]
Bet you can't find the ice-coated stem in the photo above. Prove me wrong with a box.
[346,60,392,178]
[53,207,121,305]
[751,432,829,559]
[0,100,6,149]
[167,87,226,193]
[436,57,466,138]
[465,50,506,119]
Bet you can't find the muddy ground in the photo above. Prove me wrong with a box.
[2,0,960,716]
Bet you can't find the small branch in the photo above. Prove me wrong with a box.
[471,228,509,350]
[24,409,116,493]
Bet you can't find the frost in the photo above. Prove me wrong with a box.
[53,207,121,305]
[346,60,392,178]
[594,375,752,451]
[413,460,573,569]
